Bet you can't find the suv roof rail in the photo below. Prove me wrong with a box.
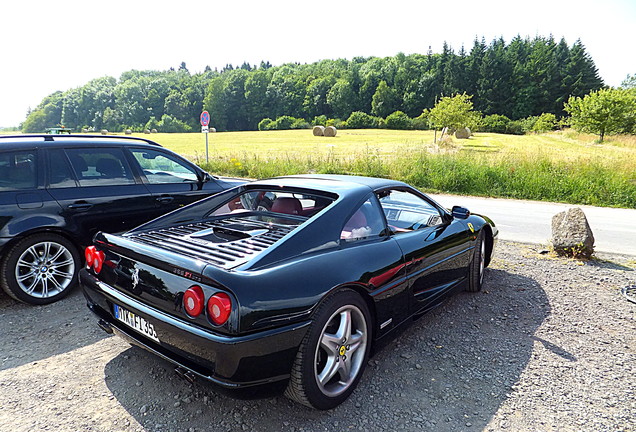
[0,134,163,147]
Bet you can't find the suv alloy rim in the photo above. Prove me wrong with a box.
[15,241,75,299]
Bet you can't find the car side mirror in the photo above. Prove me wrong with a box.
[451,206,470,219]
[201,172,212,183]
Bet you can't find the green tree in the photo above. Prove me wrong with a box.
[371,80,399,118]
[327,79,357,119]
[564,88,636,142]
[22,91,64,132]
[428,93,480,133]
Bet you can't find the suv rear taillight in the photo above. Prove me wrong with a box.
[85,246,105,274]
[183,286,205,317]
[207,292,232,326]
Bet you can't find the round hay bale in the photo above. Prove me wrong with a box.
[151,128,157,134]
[125,129,132,135]
[210,127,216,133]
[312,125,325,136]
[100,129,108,135]
[324,126,337,137]
[144,129,151,134]
[455,127,471,139]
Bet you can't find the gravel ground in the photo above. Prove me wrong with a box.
[0,240,634,432]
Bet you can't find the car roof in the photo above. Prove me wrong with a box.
[0,134,162,151]
[249,174,408,195]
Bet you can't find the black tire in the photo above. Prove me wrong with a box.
[466,230,486,292]
[0,233,80,305]
[285,289,372,410]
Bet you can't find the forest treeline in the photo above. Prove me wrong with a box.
[22,35,604,133]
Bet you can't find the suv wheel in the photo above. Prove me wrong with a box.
[0,233,79,305]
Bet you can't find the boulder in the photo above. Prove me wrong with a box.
[551,207,595,258]
[455,127,471,139]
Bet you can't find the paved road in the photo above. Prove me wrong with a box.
[431,194,636,256]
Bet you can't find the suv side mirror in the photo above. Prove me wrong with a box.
[201,172,212,183]
[451,206,470,219]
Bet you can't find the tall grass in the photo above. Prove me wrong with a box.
[198,148,636,209]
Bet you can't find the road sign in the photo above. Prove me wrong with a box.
[201,126,209,133]
[200,111,210,127]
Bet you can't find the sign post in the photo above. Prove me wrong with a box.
[200,111,210,162]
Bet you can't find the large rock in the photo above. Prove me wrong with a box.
[551,207,595,258]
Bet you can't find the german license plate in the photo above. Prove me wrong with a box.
[113,304,159,342]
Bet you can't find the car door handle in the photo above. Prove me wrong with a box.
[68,202,93,210]
[156,196,174,204]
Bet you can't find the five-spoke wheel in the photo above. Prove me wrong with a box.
[285,290,371,409]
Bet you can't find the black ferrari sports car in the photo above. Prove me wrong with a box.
[81,174,498,409]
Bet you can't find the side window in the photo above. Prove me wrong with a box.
[48,149,77,188]
[66,148,135,186]
[377,189,443,233]
[130,148,198,184]
[340,197,386,241]
[0,151,37,190]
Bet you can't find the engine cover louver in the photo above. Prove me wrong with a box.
[127,218,295,269]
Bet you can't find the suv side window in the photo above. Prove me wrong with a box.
[0,151,37,190]
[48,149,77,188]
[66,148,135,186]
[130,148,198,184]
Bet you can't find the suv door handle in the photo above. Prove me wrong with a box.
[156,196,174,204]
[68,202,93,210]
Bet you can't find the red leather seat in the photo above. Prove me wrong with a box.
[271,197,302,215]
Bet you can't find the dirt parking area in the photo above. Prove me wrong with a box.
[1,241,634,432]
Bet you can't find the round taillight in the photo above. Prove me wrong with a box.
[207,292,232,326]
[85,246,96,268]
[93,250,105,273]
[183,286,205,317]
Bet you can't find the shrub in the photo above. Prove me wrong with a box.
[271,116,296,130]
[156,115,192,133]
[312,115,327,127]
[346,111,380,129]
[258,118,274,131]
[291,118,310,129]
[531,113,557,133]
[326,118,346,129]
[480,114,511,133]
[412,110,430,130]
[385,111,412,130]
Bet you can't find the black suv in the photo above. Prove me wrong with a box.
[0,134,243,305]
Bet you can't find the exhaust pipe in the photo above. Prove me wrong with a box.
[175,366,196,384]
[98,319,114,334]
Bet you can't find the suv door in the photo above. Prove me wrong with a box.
[128,147,223,215]
[45,147,156,244]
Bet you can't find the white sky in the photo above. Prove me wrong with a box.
[1,0,634,127]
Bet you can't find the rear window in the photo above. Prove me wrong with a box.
[210,189,335,225]
[0,151,37,190]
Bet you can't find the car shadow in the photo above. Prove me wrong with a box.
[0,289,108,372]
[103,267,553,431]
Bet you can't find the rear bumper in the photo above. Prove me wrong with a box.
[80,269,310,391]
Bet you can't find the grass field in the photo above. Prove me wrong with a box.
[134,129,635,209]
[7,129,636,208]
